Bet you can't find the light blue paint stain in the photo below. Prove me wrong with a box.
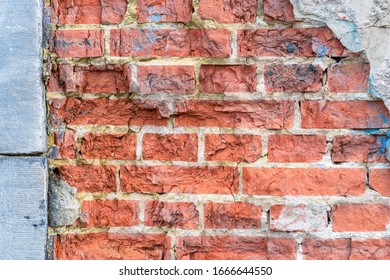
[378,136,390,154]
[148,14,164,23]
[363,128,382,135]
[368,75,379,98]
[336,20,363,52]
[135,44,142,51]
[380,114,389,125]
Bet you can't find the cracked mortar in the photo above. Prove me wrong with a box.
[48,177,80,227]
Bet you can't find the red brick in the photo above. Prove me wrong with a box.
[57,165,117,192]
[332,204,390,232]
[75,65,131,94]
[198,0,257,23]
[328,61,370,93]
[142,133,198,162]
[238,28,352,57]
[370,169,390,196]
[205,134,262,163]
[351,239,390,260]
[137,66,195,94]
[47,64,75,92]
[301,101,390,129]
[332,135,388,163]
[243,168,365,196]
[50,30,104,58]
[176,236,296,260]
[264,64,323,93]
[173,100,294,129]
[120,165,238,194]
[50,98,169,127]
[137,0,192,22]
[81,133,136,160]
[53,130,77,159]
[264,0,295,22]
[270,205,328,232]
[268,134,326,163]
[204,202,261,229]
[144,201,198,229]
[199,65,257,93]
[110,29,231,58]
[302,239,351,260]
[54,232,171,260]
[81,200,139,227]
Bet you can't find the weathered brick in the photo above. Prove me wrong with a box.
[198,0,257,23]
[332,135,388,163]
[144,201,198,229]
[205,134,262,163]
[57,165,117,192]
[173,100,295,129]
[204,202,261,229]
[50,30,104,58]
[176,236,296,260]
[52,0,128,24]
[270,205,328,232]
[81,133,137,160]
[351,239,390,260]
[81,200,139,227]
[301,101,390,129]
[302,239,351,260]
[47,64,75,92]
[268,134,326,163]
[264,0,295,22]
[120,165,238,194]
[370,169,390,196]
[54,233,171,259]
[53,130,77,159]
[199,65,257,93]
[264,64,323,93]
[238,28,352,57]
[75,65,131,94]
[50,98,169,126]
[110,29,231,57]
[328,61,370,93]
[243,168,366,196]
[332,204,390,232]
[137,65,195,94]
[137,0,192,22]
[142,133,198,162]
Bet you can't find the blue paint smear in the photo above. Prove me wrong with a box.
[336,20,363,52]
[148,14,164,23]
[135,44,142,51]
[368,75,379,98]
[363,128,382,135]
[378,136,390,154]
[380,114,389,125]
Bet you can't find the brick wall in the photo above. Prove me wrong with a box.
[46,0,390,260]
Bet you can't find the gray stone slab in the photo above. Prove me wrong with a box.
[0,0,46,154]
[0,157,47,260]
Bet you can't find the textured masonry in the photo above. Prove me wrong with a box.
[46,0,390,260]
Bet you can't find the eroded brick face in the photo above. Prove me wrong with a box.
[47,0,390,260]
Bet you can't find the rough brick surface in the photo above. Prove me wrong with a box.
[53,131,77,159]
[328,61,370,93]
[301,101,390,129]
[173,100,295,129]
[81,133,137,160]
[264,64,323,93]
[264,0,295,22]
[47,64,75,92]
[144,201,198,229]
[200,65,257,93]
[204,202,261,229]
[176,236,296,260]
[120,165,238,194]
[332,135,388,163]
[270,205,328,232]
[350,239,390,260]
[268,134,326,163]
[55,233,171,260]
[142,133,198,161]
[137,66,195,94]
[198,0,257,23]
[137,0,192,22]
[50,30,104,58]
[243,168,366,196]
[110,29,232,57]
[332,204,390,232]
[302,239,351,260]
[369,169,390,196]
[205,134,262,163]
[81,200,139,227]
